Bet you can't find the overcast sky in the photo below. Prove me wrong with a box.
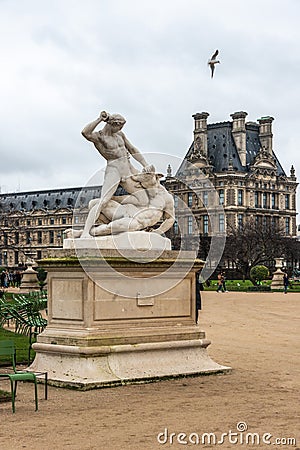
[1,0,299,213]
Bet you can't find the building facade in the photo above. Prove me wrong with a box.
[0,186,102,267]
[164,111,298,244]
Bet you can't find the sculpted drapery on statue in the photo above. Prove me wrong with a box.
[65,111,175,239]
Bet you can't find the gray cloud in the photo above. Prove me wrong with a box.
[0,0,299,213]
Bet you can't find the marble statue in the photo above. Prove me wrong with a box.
[65,111,175,239]
[79,110,154,238]
[66,168,175,238]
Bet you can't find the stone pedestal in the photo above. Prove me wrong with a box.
[271,257,284,290]
[31,248,230,388]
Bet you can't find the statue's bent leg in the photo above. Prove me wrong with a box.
[90,218,140,236]
[80,169,120,238]
[64,229,83,239]
[89,223,111,236]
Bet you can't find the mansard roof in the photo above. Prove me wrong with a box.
[0,186,102,212]
[177,120,286,177]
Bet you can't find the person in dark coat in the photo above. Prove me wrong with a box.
[0,271,5,288]
[283,273,289,294]
[195,270,202,323]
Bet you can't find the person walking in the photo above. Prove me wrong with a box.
[0,271,6,288]
[15,271,22,288]
[221,271,228,292]
[1,270,9,288]
[195,270,203,323]
[283,273,289,294]
[216,272,224,293]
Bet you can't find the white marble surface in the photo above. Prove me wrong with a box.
[31,339,230,387]
[63,231,171,251]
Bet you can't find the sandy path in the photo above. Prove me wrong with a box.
[0,291,299,450]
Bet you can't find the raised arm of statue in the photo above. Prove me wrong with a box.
[81,111,108,143]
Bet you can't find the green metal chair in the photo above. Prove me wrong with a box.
[0,298,14,329]
[0,340,38,413]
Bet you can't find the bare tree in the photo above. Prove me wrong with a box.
[281,236,300,276]
[223,219,289,279]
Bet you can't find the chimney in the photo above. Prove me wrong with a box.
[230,111,248,166]
[258,116,274,154]
[192,112,209,157]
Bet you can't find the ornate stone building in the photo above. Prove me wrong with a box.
[0,186,101,267]
[164,111,298,243]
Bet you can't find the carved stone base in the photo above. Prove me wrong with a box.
[31,339,228,388]
[19,262,40,293]
[271,270,284,289]
[31,249,230,388]
[63,231,171,251]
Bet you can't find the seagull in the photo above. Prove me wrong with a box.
[208,49,220,78]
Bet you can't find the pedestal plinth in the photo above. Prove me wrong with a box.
[31,248,230,388]
[271,257,284,290]
[19,260,40,293]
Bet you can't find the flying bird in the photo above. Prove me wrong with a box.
[208,49,220,78]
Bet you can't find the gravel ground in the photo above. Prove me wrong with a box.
[0,291,299,450]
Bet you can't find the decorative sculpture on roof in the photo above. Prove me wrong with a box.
[188,137,203,163]
[252,147,277,169]
[290,165,296,179]
[187,136,210,170]
[167,164,172,178]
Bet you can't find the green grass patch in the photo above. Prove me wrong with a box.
[0,328,33,365]
[288,282,300,292]
[247,285,271,292]
[205,279,255,291]
[204,279,300,293]
[0,292,14,300]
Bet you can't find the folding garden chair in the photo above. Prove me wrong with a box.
[0,340,48,412]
